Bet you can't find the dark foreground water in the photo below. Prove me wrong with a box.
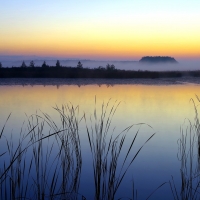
[1,78,200,199]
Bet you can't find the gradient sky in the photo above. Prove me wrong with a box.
[0,0,200,60]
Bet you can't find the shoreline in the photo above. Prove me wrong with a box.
[1,67,200,79]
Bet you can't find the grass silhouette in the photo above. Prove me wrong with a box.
[170,96,200,200]
[5,97,200,200]
[84,98,155,200]
[0,105,82,200]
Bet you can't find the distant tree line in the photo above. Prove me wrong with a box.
[19,60,65,68]
[1,59,200,79]
[0,59,122,78]
[19,60,84,69]
[0,60,117,71]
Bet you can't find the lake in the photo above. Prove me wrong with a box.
[1,78,200,200]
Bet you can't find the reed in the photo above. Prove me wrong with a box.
[84,98,155,200]
[41,105,82,199]
[170,96,200,200]
[0,105,82,200]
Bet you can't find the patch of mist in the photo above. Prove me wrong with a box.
[0,55,200,71]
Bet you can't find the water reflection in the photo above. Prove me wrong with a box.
[1,77,200,88]
[1,79,200,199]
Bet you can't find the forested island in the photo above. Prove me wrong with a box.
[0,60,200,79]
[139,56,178,63]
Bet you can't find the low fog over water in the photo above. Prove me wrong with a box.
[0,56,200,71]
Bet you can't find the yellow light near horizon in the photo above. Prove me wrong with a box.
[1,22,200,58]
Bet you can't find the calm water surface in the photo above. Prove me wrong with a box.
[1,78,200,199]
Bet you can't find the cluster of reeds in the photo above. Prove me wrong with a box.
[170,96,200,200]
[0,105,82,200]
[0,100,156,200]
[3,95,200,200]
[84,99,155,200]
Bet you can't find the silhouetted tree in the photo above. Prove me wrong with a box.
[42,61,48,68]
[0,62,2,68]
[21,61,27,68]
[56,60,61,67]
[29,60,35,68]
[77,61,83,69]
[106,64,110,69]
[110,64,115,70]
[97,66,105,70]
[106,64,115,70]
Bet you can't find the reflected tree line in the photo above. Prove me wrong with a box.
[20,83,114,89]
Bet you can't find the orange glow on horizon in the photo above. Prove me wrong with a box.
[1,26,200,59]
[1,44,199,60]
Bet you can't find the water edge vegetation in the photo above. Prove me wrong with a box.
[0,60,200,79]
[0,97,200,199]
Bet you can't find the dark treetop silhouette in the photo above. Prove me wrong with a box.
[29,60,35,68]
[56,60,61,67]
[77,61,83,69]
[21,61,27,68]
[42,61,49,68]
